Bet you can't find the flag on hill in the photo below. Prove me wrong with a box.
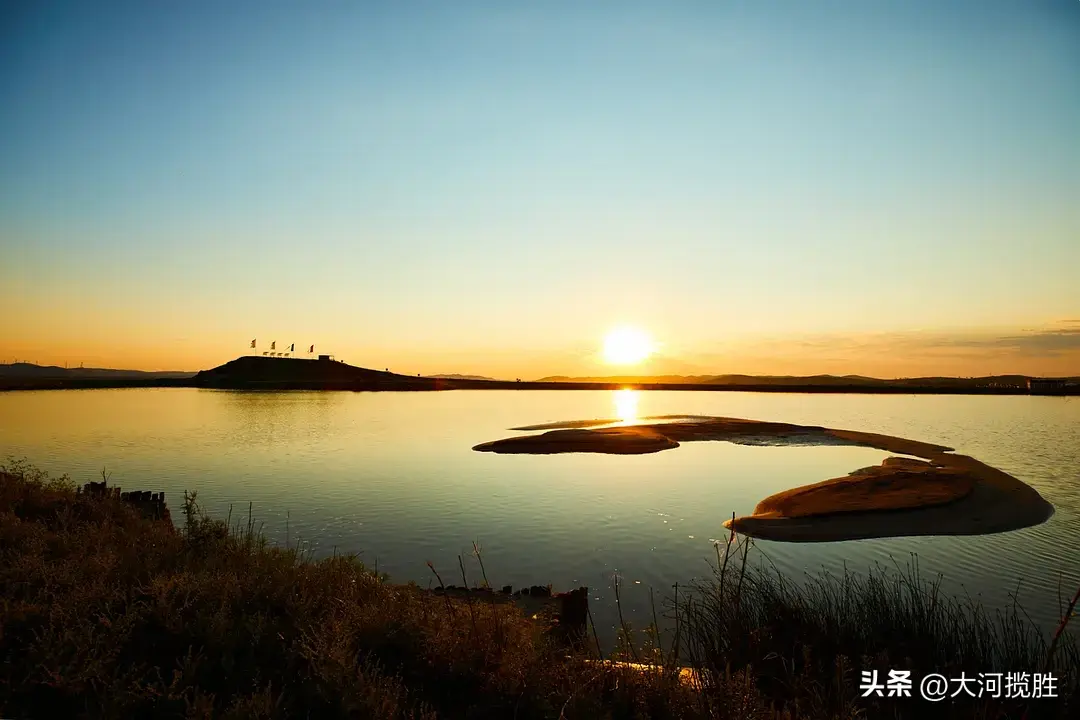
[309,344,314,353]
[289,343,295,352]
[271,341,276,350]
[250,339,256,348]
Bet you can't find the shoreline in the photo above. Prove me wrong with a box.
[3,376,1077,395]
[3,461,1076,717]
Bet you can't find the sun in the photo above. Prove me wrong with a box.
[602,326,654,365]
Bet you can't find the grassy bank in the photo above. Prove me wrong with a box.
[0,461,1076,719]
[680,531,1079,719]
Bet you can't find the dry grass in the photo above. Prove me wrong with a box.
[0,461,707,719]
[674,524,1080,719]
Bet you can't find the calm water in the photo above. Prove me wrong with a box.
[2,388,1078,644]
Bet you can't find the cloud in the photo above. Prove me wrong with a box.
[759,322,1080,358]
[917,328,1080,355]
[684,322,1080,377]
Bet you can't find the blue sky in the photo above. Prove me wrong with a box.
[2,1,1078,375]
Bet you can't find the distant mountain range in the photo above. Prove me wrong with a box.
[0,363,193,379]
[535,373,1078,386]
[3,361,1076,394]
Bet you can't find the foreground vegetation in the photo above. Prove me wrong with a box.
[0,461,1076,719]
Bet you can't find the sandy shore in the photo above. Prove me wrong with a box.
[473,416,1054,542]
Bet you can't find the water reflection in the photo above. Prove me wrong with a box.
[1,388,1077,643]
[206,389,346,449]
[613,389,640,424]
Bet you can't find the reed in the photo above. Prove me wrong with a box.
[675,537,1079,718]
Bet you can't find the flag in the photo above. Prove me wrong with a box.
[290,343,295,352]
[309,344,314,353]
[250,339,256,348]
[271,341,276,350]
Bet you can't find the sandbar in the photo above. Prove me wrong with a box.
[474,425,679,454]
[472,417,1054,542]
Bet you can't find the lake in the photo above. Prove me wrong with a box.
[2,388,1078,646]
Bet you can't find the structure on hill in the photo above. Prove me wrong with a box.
[1028,378,1068,395]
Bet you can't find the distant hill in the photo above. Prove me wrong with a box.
[0,363,193,379]
[533,373,866,384]
[4,359,1077,394]
[534,373,1077,387]
[537,375,719,384]
[191,355,444,389]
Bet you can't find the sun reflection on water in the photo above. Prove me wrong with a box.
[613,388,640,424]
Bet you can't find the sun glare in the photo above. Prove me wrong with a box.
[602,326,654,365]
[613,388,640,424]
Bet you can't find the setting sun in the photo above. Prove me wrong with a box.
[602,326,654,365]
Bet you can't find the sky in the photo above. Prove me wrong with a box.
[2,1,1078,378]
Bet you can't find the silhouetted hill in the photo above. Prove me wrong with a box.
[0,363,193,379]
[4,359,1077,394]
[707,374,886,386]
[191,356,444,390]
[535,373,1078,388]
[537,375,718,384]
[534,373,872,384]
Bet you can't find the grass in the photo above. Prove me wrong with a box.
[673,521,1080,719]
[0,461,702,719]
[1,459,1077,719]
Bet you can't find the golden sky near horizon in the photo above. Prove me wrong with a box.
[3,313,1079,379]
